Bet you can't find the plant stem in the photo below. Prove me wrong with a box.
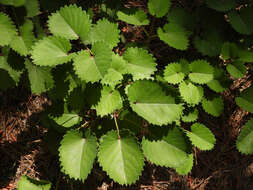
[114,115,120,139]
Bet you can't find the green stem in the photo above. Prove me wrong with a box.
[114,115,120,139]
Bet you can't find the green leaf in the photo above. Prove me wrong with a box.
[235,86,253,113]
[175,154,193,175]
[186,123,216,150]
[10,20,36,56]
[123,47,157,80]
[221,42,238,60]
[127,80,183,125]
[88,18,120,48]
[98,130,144,185]
[24,0,40,17]
[226,61,247,79]
[31,36,74,66]
[206,0,236,12]
[59,130,97,181]
[93,86,123,117]
[50,113,82,128]
[202,97,224,117]
[207,67,229,93]
[25,60,54,94]
[238,49,253,62]
[48,4,91,42]
[148,0,171,18]
[0,0,25,7]
[181,108,198,123]
[228,7,253,35]
[73,42,112,83]
[142,127,189,168]
[18,175,51,190]
[163,63,186,84]
[158,23,189,50]
[0,13,17,46]
[189,60,214,84]
[117,9,149,26]
[236,119,253,154]
[179,81,204,106]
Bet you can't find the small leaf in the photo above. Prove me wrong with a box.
[163,63,185,84]
[186,123,216,150]
[50,113,82,128]
[207,67,229,93]
[117,9,149,26]
[235,86,253,113]
[236,119,253,154]
[221,42,238,60]
[0,0,25,7]
[148,0,171,18]
[24,0,40,17]
[238,49,253,63]
[206,0,236,12]
[98,130,144,185]
[226,61,247,79]
[18,175,51,190]
[59,130,97,181]
[181,108,198,123]
[0,13,17,46]
[175,154,193,175]
[202,97,224,117]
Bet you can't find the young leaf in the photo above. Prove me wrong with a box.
[236,119,253,154]
[163,63,185,84]
[123,47,157,80]
[186,123,216,150]
[202,97,224,117]
[179,81,204,106]
[0,0,25,7]
[59,130,97,181]
[175,154,193,175]
[49,113,82,128]
[181,108,198,123]
[98,130,144,185]
[189,60,214,84]
[127,80,183,125]
[148,0,171,18]
[228,7,253,35]
[25,60,54,94]
[93,86,123,117]
[235,86,253,113]
[158,22,189,50]
[17,175,51,190]
[31,36,74,66]
[226,61,247,79]
[206,0,236,12]
[117,9,149,26]
[0,13,17,46]
[142,127,189,168]
[88,18,120,48]
[48,4,91,42]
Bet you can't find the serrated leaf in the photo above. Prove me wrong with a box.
[236,119,253,154]
[10,20,36,56]
[17,175,51,190]
[148,0,171,18]
[48,4,91,42]
[24,0,40,17]
[175,153,193,175]
[117,9,149,26]
[207,67,229,93]
[206,0,236,12]
[31,36,74,66]
[0,13,17,46]
[186,123,216,150]
[179,81,204,106]
[98,130,144,185]
[142,127,189,168]
[88,18,120,48]
[127,80,183,125]
[50,113,82,128]
[228,7,253,35]
[25,60,54,94]
[189,60,214,84]
[181,108,198,123]
[123,47,156,80]
[93,86,122,117]
[202,97,224,117]
[158,23,189,50]
[73,42,112,83]
[163,63,185,84]
[59,130,97,181]
[221,42,238,60]
[226,61,246,79]
[235,86,253,113]
[0,0,25,7]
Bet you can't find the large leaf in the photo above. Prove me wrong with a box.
[158,22,189,50]
[48,4,91,42]
[18,175,51,190]
[236,119,253,154]
[186,123,216,150]
[93,86,123,117]
[117,9,149,26]
[31,36,74,66]
[98,130,144,185]
[73,42,112,83]
[206,0,236,12]
[148,0,171,18]
[25,60,54,94]
[202,97,224,117]
[127,80,183,125]
[0,0,25,7]
[235,86,253,113]
[123,47,157,80]
[142,127,189,168]
[0,13,17,46]
[59,130,97,181]
[88,18,120,48]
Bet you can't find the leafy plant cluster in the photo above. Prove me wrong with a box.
[0,0,253,188]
